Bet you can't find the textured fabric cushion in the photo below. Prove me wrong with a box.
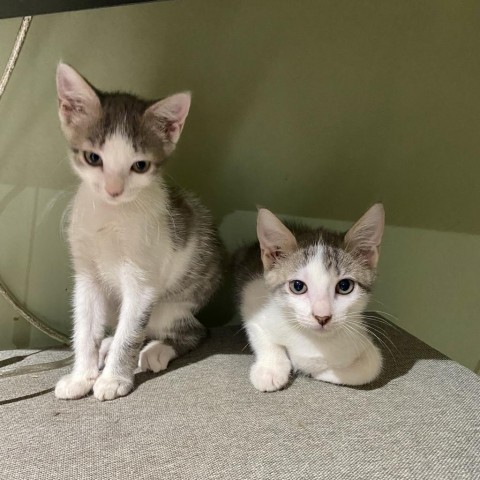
[0,324,479,479]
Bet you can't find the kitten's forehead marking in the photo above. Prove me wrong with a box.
[298,243,341,278]
[85,93,166,164]
[299,247,332,296]
[322,244,342,276]
[99,132,137,173]
[89,93,150,148]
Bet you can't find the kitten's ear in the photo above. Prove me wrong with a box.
[257,208,297,270]
[56,63,100,132]
[144,92,191,153]
[344,203,385,268]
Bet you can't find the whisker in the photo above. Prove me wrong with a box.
[339,316,398,362]
[339,323,363,360]
[369,309,400,322]
[342,323,378,369]
[347,321,397,363]
[366,315,403,333]
[364,324,399,352]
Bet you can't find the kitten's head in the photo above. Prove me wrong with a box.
[56,63,191,204]
[257,204,385,333]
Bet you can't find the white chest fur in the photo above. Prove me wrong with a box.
[68,183,181,294]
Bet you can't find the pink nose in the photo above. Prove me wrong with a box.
[314,315,331,327]
[105,186,123,198]
[105,176,124,198]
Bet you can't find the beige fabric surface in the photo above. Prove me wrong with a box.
[0,324,479,479]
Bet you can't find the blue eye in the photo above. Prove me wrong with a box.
[83,151,102,167]
[289,280,307,295]
[336,279,354,295]
[131,161,151,173]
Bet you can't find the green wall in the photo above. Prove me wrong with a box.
[0,1,479,371]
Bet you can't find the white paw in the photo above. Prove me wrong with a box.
[93,374,133,401]
[138,341,177,373]
[55,373,96,399]
[250,361,291,392]
[98,336,113,369]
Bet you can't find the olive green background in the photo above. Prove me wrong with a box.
[0,1,478,371]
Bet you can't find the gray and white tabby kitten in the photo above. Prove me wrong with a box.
[236,204,385,391]
[54,63,223,401]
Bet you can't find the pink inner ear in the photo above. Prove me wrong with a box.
[263,248,283,268]
[60,101,73,113]
[167,122,181,135]
[358,248,379,268]
[58,92,96,128]
[59,99,84,126]
[59,100,75,125]
[360,249,374,259]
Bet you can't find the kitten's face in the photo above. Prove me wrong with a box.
[270,246,373,334]
[257,204,384,334]
[56,63,191,205]
[71,132,159,205]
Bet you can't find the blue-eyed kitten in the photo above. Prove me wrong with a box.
[235,204,385,391]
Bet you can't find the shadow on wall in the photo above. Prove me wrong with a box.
[155,2,293,217]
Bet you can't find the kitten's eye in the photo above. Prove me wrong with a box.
[336,279,355,295]
[131,161,151,173]
[83,151,103,167]
[289,280,308,295]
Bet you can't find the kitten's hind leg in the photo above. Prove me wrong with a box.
[139,302,207,373]
[138,340,177,373]
[98,336,113,370]
[314,342,383,386]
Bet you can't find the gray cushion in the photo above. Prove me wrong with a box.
[0,324,478,479]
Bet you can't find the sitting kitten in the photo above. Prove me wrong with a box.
[236,204,385,391]
[54,63,223,401]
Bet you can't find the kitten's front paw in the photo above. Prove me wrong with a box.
[93,374,133,401]
[250,361,291,392]
[55,373,96,400]
[138,341,177,373]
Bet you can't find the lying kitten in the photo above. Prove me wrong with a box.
[54,63,223,401]
[236,204,385,391]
